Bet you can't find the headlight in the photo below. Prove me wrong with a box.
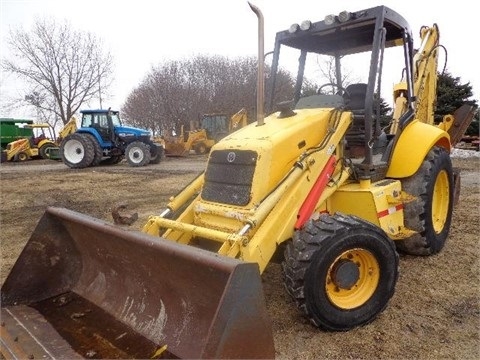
[324,14,336,25]
[338,11,352,23]
[289,23,300,33]
[300,20,312,31]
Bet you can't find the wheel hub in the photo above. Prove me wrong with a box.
[331,259,360,289]
[326,248,380,310]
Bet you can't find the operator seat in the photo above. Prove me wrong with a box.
[343,83,368,157]
[344,83,367,111]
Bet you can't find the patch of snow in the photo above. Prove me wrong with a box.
[451,148,480,159]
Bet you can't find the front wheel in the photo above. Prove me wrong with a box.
[194,143,207,155]
[13,152,29,162]
[283,213,399,331]
[60,133,95,169]
[397,146,454,255]
[125,141,151,167]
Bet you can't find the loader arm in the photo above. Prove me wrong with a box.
[143,107,354,273]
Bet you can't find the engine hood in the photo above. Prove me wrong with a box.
[114,126,151,137]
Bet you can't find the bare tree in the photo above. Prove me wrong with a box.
[122,54,295,133]
[2,17,114,126]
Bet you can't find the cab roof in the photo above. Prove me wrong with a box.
[80,109,119,114]
[275,5,412,56]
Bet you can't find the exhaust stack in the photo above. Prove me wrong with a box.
[248,2,265,126]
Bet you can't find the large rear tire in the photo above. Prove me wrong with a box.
[283,213,399,331]
[125,141,151,167]
[397,146,454,255]
[39,142,57,159]
[60,133,95,169]
[82,133,103,166]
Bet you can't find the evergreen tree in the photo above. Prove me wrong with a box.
[436,72,478,135]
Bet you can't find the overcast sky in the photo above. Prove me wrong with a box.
[1,0,478,119]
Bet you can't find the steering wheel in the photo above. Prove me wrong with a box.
[317,83,350,98]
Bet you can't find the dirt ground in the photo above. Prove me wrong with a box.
[0,154,479,359]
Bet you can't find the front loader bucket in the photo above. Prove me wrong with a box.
[1,207,275,359]
[164,143,188,157]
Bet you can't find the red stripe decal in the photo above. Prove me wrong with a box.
[377,203,404,218]
[295,156,336,229]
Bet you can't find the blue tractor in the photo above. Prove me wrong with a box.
[60,109,163,168]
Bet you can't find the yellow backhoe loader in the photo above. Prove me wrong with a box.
[1,3,475,359]
[163,108,248,156]
[2,117,77,162]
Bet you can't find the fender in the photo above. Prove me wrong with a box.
[77,128,112,148]
[386,119,451,178]
[37,139,55,148]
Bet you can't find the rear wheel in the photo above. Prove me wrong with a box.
[60,133,95,169]
[283,213,398,331]
[397,146,454,255]
[39,142,57,159]
[82,133,103,166]
[125,141,151,167]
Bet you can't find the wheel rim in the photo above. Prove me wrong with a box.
[432,169,450,234]
[326,248,379,310]
[63,139,85,164]
[128,146,144,164]
[18,153,28,161]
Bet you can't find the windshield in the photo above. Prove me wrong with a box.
[110,113,122,127]
[273,45,405,108]
[81,111,122,128]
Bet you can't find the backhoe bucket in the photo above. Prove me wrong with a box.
[448,104,476,147]
[1,207,275,359]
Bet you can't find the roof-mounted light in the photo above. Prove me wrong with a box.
[324,14,336,25]
[338,11,352,23]
[288,23,300,33]
[300,20,312,31]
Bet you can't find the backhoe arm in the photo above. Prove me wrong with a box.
[412,24,440,125]
[390,24,440,134]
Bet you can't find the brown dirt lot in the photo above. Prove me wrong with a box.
[1,155,479,359]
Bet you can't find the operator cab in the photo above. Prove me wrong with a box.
[81,109,121,142]
[201,113,229,142]
[268,6,416,178]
